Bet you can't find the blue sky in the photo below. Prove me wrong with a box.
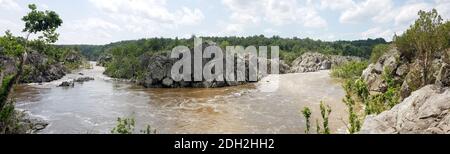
[0,0,449,45]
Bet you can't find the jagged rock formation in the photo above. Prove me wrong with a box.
[289,52,362,73]
[20,51,67,83]
[0,55,18,77]
[362,47,450,99]
[360,85,450,134]
[136,42,289,88]
[360,47,450,134]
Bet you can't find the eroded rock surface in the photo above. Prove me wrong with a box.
[360,85,450,134]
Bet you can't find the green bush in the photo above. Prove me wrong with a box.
[301,107,312,134]
[319,101,332,134]
[0,75,14,107]
[331,61,368,79]
[111,117,135,134]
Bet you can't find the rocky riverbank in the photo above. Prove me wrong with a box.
[100,42,291,88]
[289,52,362,73]
[360,48,450,134]
[360,85,450,134]
[1,50,85,84]
[1,50,84,134]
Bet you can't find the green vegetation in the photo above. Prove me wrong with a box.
[339,68,400,132]
[342,83,361,134]
[318,102,332,134]
[364,69,401,115]
[395,9,450,85]
[370,44,390,63]
[331,61,368,79]
[75,36,385,79]
[110,117,157,134]
[0,75,14,107]
[301,101,332,134]
[0,30,25,57]
[1,3,85,134]
[301,107,312,134]
[111,117,135,134]
[0,101,20,134]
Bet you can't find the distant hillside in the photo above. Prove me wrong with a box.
[62,36,387,62]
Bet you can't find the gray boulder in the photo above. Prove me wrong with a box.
[58,80,74,87]
[360,85,450,134]
[362,48,402,93]
[74,76,95,83]
[20,51,67,83]
[289,52,361,73]
[137,42,284,88]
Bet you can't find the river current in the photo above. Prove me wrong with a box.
[13,62,348,134]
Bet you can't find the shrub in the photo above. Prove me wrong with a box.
[331,61,368,79]
[111,117,135,134]
[301,107,312,134]
[319,101,332,134]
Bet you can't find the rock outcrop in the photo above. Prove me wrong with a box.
[137,42,287,88]
[289,52,362,73]
[362,48,402,92]
[0,55,18,77]
[58,80,74,87]
[97,54,112,67]
[20,51,67,83]
[362,47,450,99]
[360,85,450,134]
[74,76,94,83]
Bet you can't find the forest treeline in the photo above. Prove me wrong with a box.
[66,36,387,63]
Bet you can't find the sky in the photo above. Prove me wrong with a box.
[0,0,449,45]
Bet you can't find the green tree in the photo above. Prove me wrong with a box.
[22,4,63,43]
[1,4,62,109]
[395,9,446,85]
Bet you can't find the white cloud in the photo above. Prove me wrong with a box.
[361,27,394,40]
[394,2,431,25]
[89,0,204,26]
[69,18,121,32]
[58,18,122,44]
[339,0,393,24]
[434,0,450,19]
[319,0,355,11]
[0,0,21,11]
[263,28,280,35]
[221,0,328,35]
[0,19,21,34]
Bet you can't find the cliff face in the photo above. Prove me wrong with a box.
[289,52,362,73]
[360,48,450,134]
[1,50,84,84]
[135,43,290,88]
[362,47,449,100]
[360,85,450,134]
[19,51,67,83]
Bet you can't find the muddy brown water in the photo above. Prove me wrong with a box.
[13,62,348,134]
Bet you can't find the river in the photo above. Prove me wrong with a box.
[13,62,348,134]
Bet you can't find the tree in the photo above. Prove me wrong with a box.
[22,4,63,43]
[395,9,446,85]
[1,4,62,109]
